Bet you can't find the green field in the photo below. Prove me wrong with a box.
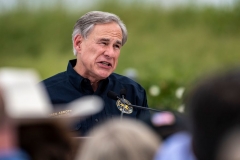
[1,1,240,110]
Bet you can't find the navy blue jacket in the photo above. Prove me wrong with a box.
[42,59,149,135]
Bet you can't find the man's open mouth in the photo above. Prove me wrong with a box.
[100,61,112,67]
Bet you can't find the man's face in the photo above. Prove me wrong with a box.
[74,22,123,81]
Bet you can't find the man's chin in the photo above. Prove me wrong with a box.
[97,72,111,80]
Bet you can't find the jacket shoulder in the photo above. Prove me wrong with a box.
[41,72,67,87]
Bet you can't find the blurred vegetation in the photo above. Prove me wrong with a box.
[1,0,240,111]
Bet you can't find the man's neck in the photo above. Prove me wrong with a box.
[91,81,99,92]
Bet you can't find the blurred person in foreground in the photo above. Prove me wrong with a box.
[148,111,196,160]
[0,68,86,160]
[185,68,240,160]
[153,68,240,160]
[0,87,30,160]
[75,118,160,160]
[42,11,149,135]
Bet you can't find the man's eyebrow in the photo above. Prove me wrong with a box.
[98,38,122,46]
[99,38,110,42]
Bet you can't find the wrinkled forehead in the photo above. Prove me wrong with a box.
[88,22,122,36]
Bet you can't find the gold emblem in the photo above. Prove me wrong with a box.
[116,98,133,114]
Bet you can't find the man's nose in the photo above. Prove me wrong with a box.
[104,46,115,58]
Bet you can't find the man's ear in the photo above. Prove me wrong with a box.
[73,35,83,53]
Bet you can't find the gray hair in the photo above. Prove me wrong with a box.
[75,118,160,160]
[72,11,128,56]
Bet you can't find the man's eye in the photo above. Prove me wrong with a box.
[115,45,121,49]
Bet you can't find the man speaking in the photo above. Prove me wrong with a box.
[42,11,149,135]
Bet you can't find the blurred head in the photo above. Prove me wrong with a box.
[72,11,127,82]
[185,68,240,160]
[75,118,160,160]
[18,120,74,160]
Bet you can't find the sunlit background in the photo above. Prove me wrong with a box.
[1,0,240,111]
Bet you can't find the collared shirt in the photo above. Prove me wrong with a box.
[42,59,149,135]
[154,132,196,160]
[0,149,30,160]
